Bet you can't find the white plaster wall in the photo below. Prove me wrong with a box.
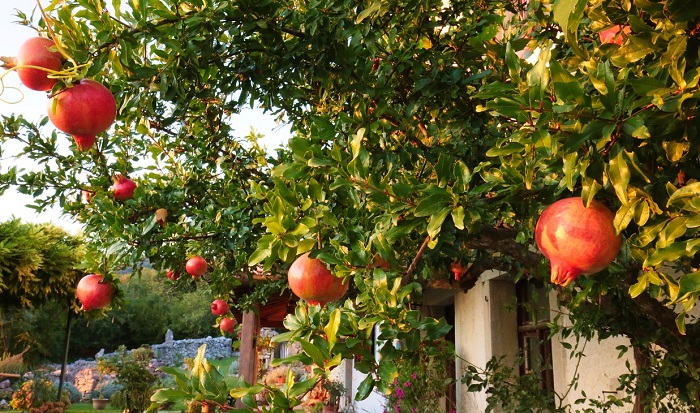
[550,294,635,412]
[455,280,491,412]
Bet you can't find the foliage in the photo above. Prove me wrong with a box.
[383,343,453,413]
[0,220,84,309]
[98,346,159,413]
[93,381,124,400]
[1,0,700,410]
[322,380,345,407]
[10,376,71,413]
[63,382,82,404]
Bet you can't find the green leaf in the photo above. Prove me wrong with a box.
[644,238,700,267]
[667,182,700,207]
[324,308,341,350]
[672,271,700,304]
[608,151,631,205]
[356,1,382,23]
[288,377,319,398]
[414,192,452,217]
[426,208,450,239]
[355,374,375,401]
[298,339,327,367]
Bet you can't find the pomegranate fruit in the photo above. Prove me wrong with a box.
[288,252,348,306]
[599,25,631,46]
[15,37,63,91]
[220,317,236,333]
[76,274,113,311]
[111,175,137,201]
[211,299,229,316]
[47,79,116,150]
[186,256,207,278]
[451,261,467,281]
[535,197,622,287]
[166,269,180,280]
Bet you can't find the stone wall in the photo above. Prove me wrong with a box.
[151,331,233,366]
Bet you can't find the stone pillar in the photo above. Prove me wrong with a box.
[236,305,260,407]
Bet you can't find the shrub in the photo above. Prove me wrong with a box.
[10,377,71,413]
[98,346,159,413]
[62,382,82,403]
[93,380,123,399]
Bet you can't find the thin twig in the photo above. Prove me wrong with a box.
[402,235,431,285]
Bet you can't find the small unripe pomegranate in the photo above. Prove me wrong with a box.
[186,255,207,278]
[535,197,622,286]
[288,252,348,306]
[15,37,63,91]
[111,175,137,201]
[76,274,113,311]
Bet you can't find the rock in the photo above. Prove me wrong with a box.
[0,380,10,389]
[95,349,105,358]
[165,329,174,343]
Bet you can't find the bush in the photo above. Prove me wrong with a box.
[62,382,82,403]
[93,380,123,399]
[10,377,71,413]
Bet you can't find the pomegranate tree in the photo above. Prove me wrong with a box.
[47,79,116,151]
[186,255,207,278]
[76,274,113,311]
[14,37,63,91]
[111,175,137,201]
[288,252,348,306]
[535,197,622,286]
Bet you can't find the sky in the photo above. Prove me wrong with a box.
[0,0,290,234]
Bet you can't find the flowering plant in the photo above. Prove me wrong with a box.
[383,342,455,413]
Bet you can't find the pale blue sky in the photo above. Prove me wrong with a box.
[0,0,289,234]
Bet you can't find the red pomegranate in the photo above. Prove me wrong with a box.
[288,252,348,306]
[599,25,631,46]
[211,299,229,316]
[15,37,63,91]
[166,269,180,280]
[220,317,236,333]
[47,79,116,150]
[111,175,137,201]
[535,197,622,286]
[186,256,207,278]
[76,274,113,311]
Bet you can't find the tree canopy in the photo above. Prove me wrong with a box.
[1,0,700,410]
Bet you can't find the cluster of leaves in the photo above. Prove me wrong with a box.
[0,0,700,410]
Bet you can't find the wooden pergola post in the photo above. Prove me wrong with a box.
[236,305,260,407]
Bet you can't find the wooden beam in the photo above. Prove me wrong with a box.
[236,306,260,407]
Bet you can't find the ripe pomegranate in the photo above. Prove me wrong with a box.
[47,79,116,150]
[599,25,631,46]
[288,252,348,306]
[186,256,207,278]
[211,299,229,316]
[76,274,113,311]
[166,269,180,280]
[111,175,136,201]
[451,261,467,281]
[220,317,236,333]
[15,37,63,91]
[535,197,622,286]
